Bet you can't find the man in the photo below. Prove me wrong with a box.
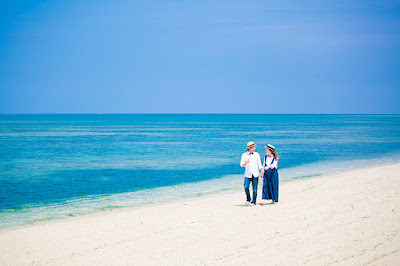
[240,141,263,206]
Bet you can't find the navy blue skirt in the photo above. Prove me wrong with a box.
[262,168,279,202]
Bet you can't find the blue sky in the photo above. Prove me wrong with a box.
[0,0,399,114]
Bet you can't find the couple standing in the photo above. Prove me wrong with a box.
[240,141,279,206]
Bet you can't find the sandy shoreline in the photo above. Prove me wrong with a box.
[1,163,400,265]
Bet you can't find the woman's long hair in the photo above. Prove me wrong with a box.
[269,148,279,161]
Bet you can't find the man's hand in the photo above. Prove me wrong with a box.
[241,158,250,167]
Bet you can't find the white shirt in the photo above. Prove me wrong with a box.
[263,155,278,169]
[240,151,263,178]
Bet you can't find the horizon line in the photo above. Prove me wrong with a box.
[0,113,399,115]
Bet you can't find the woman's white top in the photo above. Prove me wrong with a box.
[263,155,278,169]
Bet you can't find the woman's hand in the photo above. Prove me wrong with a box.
[264,166,269,170]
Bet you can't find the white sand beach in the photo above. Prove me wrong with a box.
[1,163,400,265]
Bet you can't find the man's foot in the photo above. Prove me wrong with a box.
[245,201,250,206]
[270,201,276,205]
[249,203,256,206]
[259,202,265,205]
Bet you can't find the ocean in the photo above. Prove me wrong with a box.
[1,114,399,228]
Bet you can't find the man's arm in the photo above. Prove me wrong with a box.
[240,154,249,167]
[257,154,263,170]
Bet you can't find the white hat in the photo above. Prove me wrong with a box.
[265,144,275,150]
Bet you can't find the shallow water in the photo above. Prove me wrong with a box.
[1,114,399,228]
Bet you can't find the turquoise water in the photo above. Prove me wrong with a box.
[1,114,400,228]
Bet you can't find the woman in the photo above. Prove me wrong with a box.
[260,144,279,205]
